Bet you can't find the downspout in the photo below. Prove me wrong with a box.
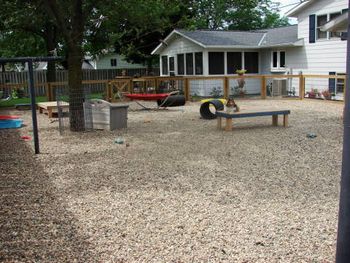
[336,2,350,262]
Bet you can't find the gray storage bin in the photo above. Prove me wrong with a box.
[84,99,128,130]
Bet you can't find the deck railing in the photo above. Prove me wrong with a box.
[0,74,346,104]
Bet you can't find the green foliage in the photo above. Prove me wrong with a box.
[185,0,289,30]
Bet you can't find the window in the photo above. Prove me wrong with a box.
[316,15,328,39]
[161,56,168,75]
[186,53,194,75]
[208,52,224,75]
[316,12,342,40]
[244,52,259,73]
[336,73,346,94]
[330,12,342,38]
[177,54,184,75]
[271,51,285,70]
[169,57,175,76]
[195,52,203,75]
[227,52,242,74]
[110,58,117,67]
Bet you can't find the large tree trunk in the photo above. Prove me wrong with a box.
[67,45,85,131]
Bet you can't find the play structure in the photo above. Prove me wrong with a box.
[0,115,23,129]
[216,109,290,131]
[199,99,226,119]
[125,91,186,109]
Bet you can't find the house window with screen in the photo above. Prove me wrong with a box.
[195,52,203,75]
[271,51,285,70]
[244,52,259,73]
[209,52,224,75]
[169,57,175,76]
[186,53,194,75]
[110,58,117,67]
[316,15,328,39]
[177,54,185,75]
[336,73,346,94]
[316,12,342,40]
[161,56,168,75]
[227,52,242,74]
[329,12,342,38]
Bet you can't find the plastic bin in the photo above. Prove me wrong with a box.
[84,99,128,130]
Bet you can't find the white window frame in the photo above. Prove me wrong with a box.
[336,73,346,94]
[316,12,342,40]
[271,50,286,71]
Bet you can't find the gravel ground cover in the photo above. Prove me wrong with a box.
[0,99,344,262]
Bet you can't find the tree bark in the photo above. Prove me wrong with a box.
[67,45,85,131]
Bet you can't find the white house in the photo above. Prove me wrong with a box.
[94,53,147,70]
[286,0,348,99]
[152,0,348,98]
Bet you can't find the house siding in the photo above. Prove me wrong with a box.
[290,0,347,95]
[158,36,205,76]
[96,54,146,69]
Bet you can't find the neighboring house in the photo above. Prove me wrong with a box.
[152,0,348,98]
[94,53,147,70]
[286,0,348,99]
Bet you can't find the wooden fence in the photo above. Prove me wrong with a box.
[0,73,346,102]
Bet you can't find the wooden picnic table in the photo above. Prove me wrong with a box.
[37,101,69,118]
[216,109,290,131]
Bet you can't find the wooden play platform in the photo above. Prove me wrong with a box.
[37,101,69,118]
[216,109,290,131]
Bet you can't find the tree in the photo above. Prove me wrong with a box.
[0,0,59,80]
[187,0,289,30]
[40,0,94,131]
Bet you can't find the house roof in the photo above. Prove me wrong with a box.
[286,0,315,17]
[321,11,348,32]
[151,25,302,54]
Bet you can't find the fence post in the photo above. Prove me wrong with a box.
[261,76,267,99]
[106,81,112,102]
[155,77,159,93]
[224,77,229,99]
[47,82,53,101]
[184,78,190,101]
[299,73,305,99]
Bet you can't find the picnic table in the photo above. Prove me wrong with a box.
[216,109,290,131]
[37,101,69,118]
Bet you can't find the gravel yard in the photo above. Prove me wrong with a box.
[0,99,344,262]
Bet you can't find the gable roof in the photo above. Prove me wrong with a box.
[151,25,302,54]
[286,0,315,17]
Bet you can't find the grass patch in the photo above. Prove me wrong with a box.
[0,96,48,108]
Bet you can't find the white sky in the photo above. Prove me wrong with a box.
[276,0,301,24]
[277,0,301,15]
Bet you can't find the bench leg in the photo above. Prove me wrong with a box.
[272,115,278,126]
[283,114,289,127]
[48,108,53,118]
[217,116,222,130]
[225,118,233,131]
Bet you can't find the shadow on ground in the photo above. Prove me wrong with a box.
[0,128,94,262]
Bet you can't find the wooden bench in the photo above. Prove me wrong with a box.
[37,101,69,118]
[216,109,290,131]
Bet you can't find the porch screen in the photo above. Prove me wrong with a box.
[227,52,242,74]
[209,52,224,75]
[186,53,194,75]
[244,52,259,73]
[161,56,168,75]
[177,54,184,75]
[195,52,203,75]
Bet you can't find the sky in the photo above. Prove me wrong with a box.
[277,0,301,24]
